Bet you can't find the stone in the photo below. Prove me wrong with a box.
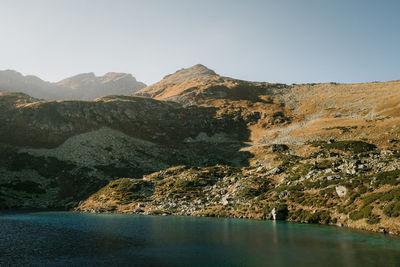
[267,167,283,175]
[221,195,233,206]
[335,185,347,197]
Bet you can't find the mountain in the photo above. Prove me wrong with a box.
[1,65,400,235]
[136,64,400,148]
[135,64,287,104]
[0,70,146,100]
[56,72,146,100]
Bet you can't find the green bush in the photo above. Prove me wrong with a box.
[289,209,331,224]
[383,202,400,217]
[366,214,381,224]
[274,153,302,169]
[312,210,332,224]
[349,205,373,220]
[315,160,333,170]
[375,170,400,186]
[357,185,368,194]
[380,188,400,202]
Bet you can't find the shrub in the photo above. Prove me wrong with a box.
[366,214,381,224]
[105,205,117,211]
[311,140,376,153]
[349,205,373,220]
[375,170,400,186]
[357,185,368,194]
[274,153,302,169]
[312,210,332,224]
[383,202,400,217]
[289,209,331,224]
[315,160,333,170]
[362,192,382,206]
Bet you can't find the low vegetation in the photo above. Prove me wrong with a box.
[77,143,400,235]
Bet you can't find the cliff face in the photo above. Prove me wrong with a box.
[1,65,400,235]
[0,70,146,100]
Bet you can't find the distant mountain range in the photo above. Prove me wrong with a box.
[0,70,146,100]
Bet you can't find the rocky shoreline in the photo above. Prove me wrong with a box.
[76,142,400,237]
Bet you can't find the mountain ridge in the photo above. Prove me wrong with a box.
[0,69,146,100]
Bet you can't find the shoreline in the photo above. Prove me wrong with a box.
[73,209,400,237]
[0,208,67,214]
[2,207,399,237]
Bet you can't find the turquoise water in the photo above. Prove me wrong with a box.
[0,212,399,266]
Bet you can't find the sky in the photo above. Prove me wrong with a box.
[0,0,399,85]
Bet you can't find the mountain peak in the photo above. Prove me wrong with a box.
[103,72,136,82]
[164,64,217,80]
[187,64,217,75]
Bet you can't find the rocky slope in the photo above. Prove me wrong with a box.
[0,91,250,209]
[1,64,400,235]
[77,141,400,235]
[136,64,400,148]
[0,70,146,100]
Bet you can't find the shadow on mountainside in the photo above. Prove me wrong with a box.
[0,94,252,208]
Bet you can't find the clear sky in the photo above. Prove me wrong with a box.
[0,0,399,85]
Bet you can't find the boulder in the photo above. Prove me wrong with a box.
[335,185,347,197]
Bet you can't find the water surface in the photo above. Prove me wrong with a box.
[0,212,399,266]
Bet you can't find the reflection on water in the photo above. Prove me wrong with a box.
[0,212,399,266]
